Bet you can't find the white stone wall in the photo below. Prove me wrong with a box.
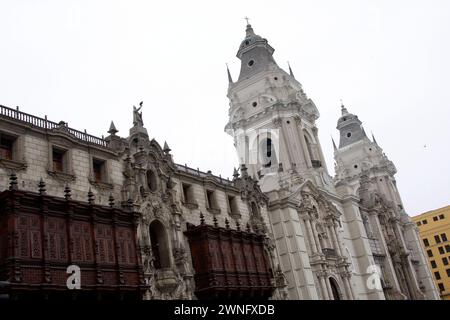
[0,130,123,206]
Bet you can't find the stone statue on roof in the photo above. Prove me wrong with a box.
[133,101,144,127]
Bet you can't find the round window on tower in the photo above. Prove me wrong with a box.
[248,60,254,67]
[252,102,257,107]
[347,132,352,138]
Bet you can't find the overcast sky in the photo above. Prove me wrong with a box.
[0,0,449,216]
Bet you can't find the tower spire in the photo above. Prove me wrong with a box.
[108,121,118,135]
[244,17,255,37]
[226,63,233,83]
[372,132,378,145]
[332,136,337,151]
[287,61,295,77]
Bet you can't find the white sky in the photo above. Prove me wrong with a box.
[0,0,449,216]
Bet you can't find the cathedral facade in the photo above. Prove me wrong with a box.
[0,23,440,300]
[224,23,439,300]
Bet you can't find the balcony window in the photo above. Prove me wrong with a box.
[93,158,106,182]
[228,195,240,216]
[206,190,216,209]
[0,134,15,160]
[52,147,66,172]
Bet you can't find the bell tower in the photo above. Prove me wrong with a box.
[225,22,332,193]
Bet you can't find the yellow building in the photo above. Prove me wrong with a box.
[413,205,450,300]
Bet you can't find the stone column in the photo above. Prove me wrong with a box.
[312,221,322,253]
[368,211,402,292]
[304,216,319,254]
[318,272,330,300]
[328,223,341,256]
[342,273,355,300]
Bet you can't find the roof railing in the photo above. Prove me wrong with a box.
[0,105,107,147]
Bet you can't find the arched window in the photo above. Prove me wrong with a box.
[259,137,277,168]
[329,278,341,300]
[147,169,158,192]
[304,132,323,168]
[149,220,170,269]
[304,134,314,162]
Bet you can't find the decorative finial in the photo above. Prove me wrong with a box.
[163,141,171,154]
[87,188,95,204]
[9,172,18,191]
[213,216,218,227]
[226,63,233,83]
[108,193,115,207]
[200,212,205,225]
[108,121,118,135]
[287,61,295,77]
[340,100,349,115]
[38,178,46,195]
[244,17,255,36]
[225,218,230,229]
[64,183,72,200]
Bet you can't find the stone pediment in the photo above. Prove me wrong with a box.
[284,180,342,219]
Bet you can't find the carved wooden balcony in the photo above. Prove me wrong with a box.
[0,188,145,300]
[184,221,275,300]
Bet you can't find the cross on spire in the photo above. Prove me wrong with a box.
[244,16,250,25]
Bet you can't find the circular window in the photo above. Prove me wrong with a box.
[245,40,250,45]
[274,77,278,80]
[354,165,358,169]
[286,120,290,124]
[252,102,257,107]
[347,132,352,138]
[343,117,347,121]
[248,60,254,67]
[369,148,372,151]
